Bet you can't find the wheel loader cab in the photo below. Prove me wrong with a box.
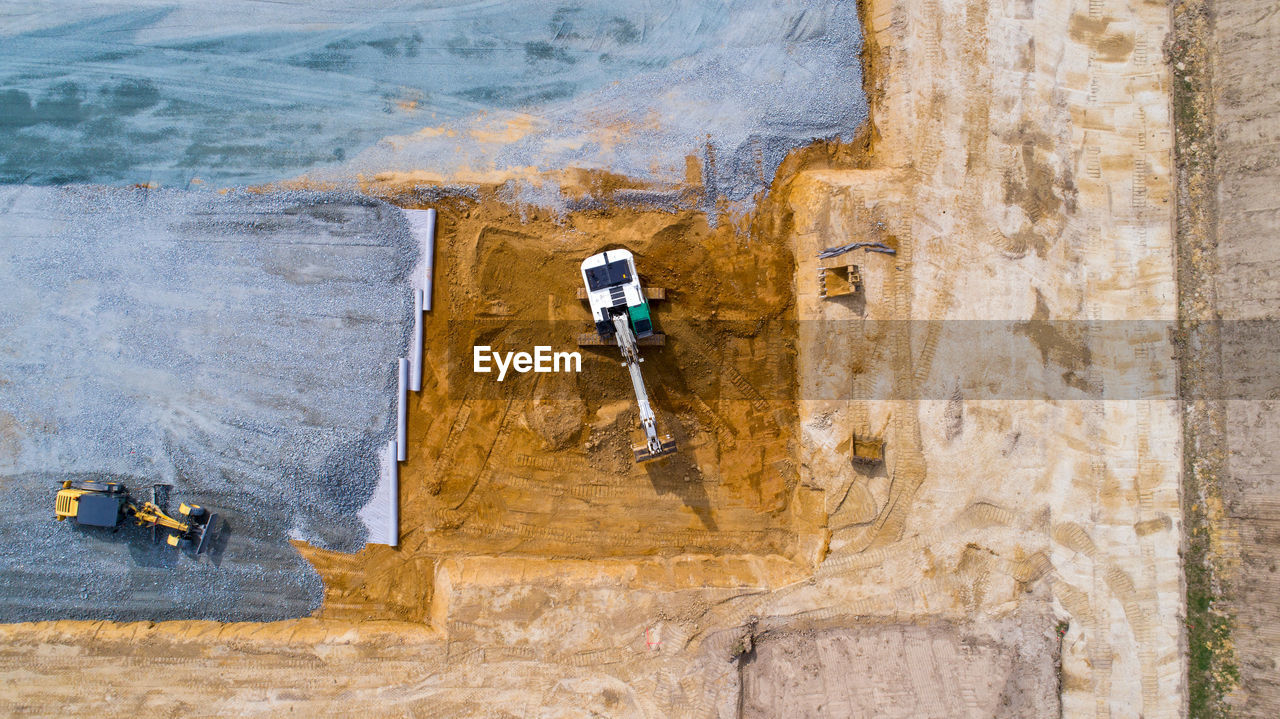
[55,480,128,528]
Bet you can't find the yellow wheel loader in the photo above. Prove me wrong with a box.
[54,479,217,554]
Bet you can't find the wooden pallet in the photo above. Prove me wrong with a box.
[818,265,861,299]
[851,434,885,465]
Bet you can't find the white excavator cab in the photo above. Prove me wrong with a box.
[581,249,654,339]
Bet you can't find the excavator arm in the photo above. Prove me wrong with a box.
[612,314,677,462]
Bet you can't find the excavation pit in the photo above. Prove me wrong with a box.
[393,194,818,562]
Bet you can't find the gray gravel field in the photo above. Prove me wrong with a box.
[0,186,415,621]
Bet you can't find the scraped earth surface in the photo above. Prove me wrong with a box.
[0,0,1199,716]
[1199,0,1280,714]
[740,610,1061,718]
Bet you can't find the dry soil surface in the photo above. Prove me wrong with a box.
[1201,0,1280,714]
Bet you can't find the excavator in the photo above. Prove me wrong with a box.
[580,248,678,462]
[54,479,217,554]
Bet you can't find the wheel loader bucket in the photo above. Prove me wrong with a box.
[186,512,218,555]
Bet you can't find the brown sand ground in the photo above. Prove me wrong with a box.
[390,192,808,561]
[0,0,1189,716]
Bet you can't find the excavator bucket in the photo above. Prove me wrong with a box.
[633,437,678,463]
